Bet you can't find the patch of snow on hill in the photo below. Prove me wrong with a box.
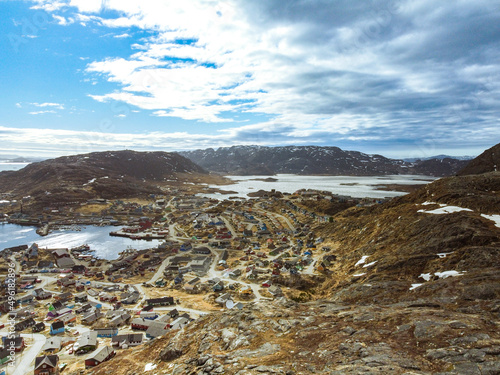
[355,255,370,267]
[481,214,500,228]
[418,205,473,214]
[434,270,465,279]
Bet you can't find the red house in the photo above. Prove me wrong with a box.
[85,346,115,368]
[2,336,25,352]
[34,354,59,375]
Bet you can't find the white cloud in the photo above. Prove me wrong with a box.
[30,0,68,12]
[114,33,131,39]
[30,102,65,110]
[29,110,57,115]
[53,15,74,26]
[69,0,103,13]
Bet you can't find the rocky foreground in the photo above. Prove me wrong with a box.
[83,296,499,375]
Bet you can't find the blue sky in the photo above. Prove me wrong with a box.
[1,0,499,159]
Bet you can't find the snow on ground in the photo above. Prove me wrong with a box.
[145,363,157,371]
[481,214,500,228]
[410,283,423,290]
[83,178,96,186]
[419,273,431,281]
[437,252,454,258]
[434,270,465,279]
[353,273,366,277]
[363,261,377,268]
[355,256,369,267]
[418,205,473,214]
[421,201,438,205]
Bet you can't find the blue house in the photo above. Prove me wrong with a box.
[50,321,65,335]
[95,328,118,338]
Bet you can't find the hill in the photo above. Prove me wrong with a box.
[180,145,469,176]
[0,150,208,207]
[457,142,500,176]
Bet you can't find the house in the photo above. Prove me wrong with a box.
[168,309,179,319]
[14,317,36,332]
[145,321,169,339]
[99,293,117,303]
[95,328,118,338]
[214,293,232,306]
[48,307,72,320]
[145,297,174,307]
[120,291,140,304]
[35,290,52,300]
[72,265,87,274]
[261,280,272,288]
[32,322,46,333]
[50,321,65,335]
[193,246,211,255]
[56,312,76,325]
[34,355,59,375]
[37,260,53,269]
[75,331,98,354]
[75,294,88,303]
[82,310,102,325]
[268,285,283,297]
[189,257,211,274]
[85,346,115,368]
[139,311,158,320]
[41,337,62,353]
[48,301,64,312]
[111,333,143,349]
[131,318,153,331]
[75,303,93,314]
[109,313,131,328]
[54,291,73,301]
[16,294,34,304]
[52,249,70,258]
[57,257,75,268]
[0,348,12,365]
[57,278,76,288]
[169,316,190,330]
[2,336,25,352]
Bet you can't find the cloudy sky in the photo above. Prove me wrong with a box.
[1,0,499,159]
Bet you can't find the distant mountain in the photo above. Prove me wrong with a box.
[180,145,469,177]
[457,142,500,176]
[0,156,46,163]
[0,150,207,206]
[403,154,474,162]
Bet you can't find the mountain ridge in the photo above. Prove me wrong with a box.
[180,145,470,177]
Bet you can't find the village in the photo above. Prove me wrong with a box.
[0,188,386,374]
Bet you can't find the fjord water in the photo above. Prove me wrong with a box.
[0,224,161,260]
[201,174,436,199]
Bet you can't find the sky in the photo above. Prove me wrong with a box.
[0,0,499,159]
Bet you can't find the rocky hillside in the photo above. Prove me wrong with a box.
[0,150,207,206]
[76,149,500,375]
[82,297,500,375]
[180,145,469,176]
[458,142,500,176]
